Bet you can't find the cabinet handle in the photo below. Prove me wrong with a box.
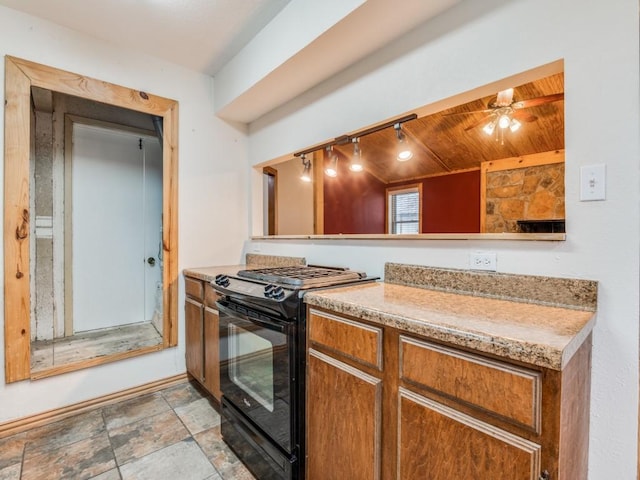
[539,471,550,480]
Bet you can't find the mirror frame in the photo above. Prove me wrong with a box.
[4,56,179,382]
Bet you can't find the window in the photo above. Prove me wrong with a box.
[387,184,422,234]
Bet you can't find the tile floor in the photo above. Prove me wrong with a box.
[0,381,256,480]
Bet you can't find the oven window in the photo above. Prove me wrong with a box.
[229,324,274,412]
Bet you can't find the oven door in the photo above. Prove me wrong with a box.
[218,299,294,453]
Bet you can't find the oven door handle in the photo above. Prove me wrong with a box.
[217,302,287,334]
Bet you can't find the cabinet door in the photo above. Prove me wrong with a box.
[185,298,204,382]
[398,387,541,480]
[203,306,221,401]
[307,349,382,480]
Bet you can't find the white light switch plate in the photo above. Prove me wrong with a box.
[580,164,606,201]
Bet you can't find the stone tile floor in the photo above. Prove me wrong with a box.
[0,381,256,480]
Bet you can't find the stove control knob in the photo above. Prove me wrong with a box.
[215,274,230,287]
[271,286,285,300]
[264,284,276,297]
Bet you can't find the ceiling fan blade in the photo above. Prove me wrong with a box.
[512,111,538,122]
[512,92,564,109]
[464,115,491,131]
[495,88,514,106]
[443,108,494,117]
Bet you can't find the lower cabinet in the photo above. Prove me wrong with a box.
[306,307,591,480]
[184,275,221,401]
[307,349,382,480]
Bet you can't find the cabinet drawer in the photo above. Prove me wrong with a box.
[400,336,541,432]
[204,283,221,309]
[185,276,204,301]
[308,309,382,370]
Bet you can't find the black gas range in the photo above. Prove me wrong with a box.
[212,265,377,480]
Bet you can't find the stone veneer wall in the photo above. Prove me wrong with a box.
[485,162,564,233]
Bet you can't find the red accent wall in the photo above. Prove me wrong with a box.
[423,170,480,233]
[323,166,386,234]
[391,170,481,233]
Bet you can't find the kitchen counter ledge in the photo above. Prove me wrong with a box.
[304,281,595,371]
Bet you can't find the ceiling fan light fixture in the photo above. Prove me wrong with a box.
[483,119,497,135]
[509,118,522,132]
[350,138,364,172]
[299,154,312,182]
[498,114,511,129]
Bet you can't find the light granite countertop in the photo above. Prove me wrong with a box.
[183,265,246,282]
[304,281,595,371]
[184,258,596,371]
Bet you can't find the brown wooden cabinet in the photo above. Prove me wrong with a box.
[184,275,221,401]
[306,307,591,480]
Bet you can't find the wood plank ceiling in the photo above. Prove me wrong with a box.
[332,72,564,184]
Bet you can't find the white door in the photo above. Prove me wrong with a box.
[71,123,162,333]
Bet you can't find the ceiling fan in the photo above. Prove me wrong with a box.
[445,88,564,135]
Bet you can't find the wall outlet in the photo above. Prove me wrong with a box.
[469,252,497,271]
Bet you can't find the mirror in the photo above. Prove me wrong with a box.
[260,65,564,238]
[4,57,178,382]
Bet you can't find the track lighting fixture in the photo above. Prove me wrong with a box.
[394,123,413,161]
[300,154,312,182]
[324,146,338,177]
[292,113,417,182]
[350,138,363,172]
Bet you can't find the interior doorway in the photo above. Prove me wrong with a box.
[69,122,163,334]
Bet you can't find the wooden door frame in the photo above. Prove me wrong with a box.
[4,56,179,382]
[263,166,278,235]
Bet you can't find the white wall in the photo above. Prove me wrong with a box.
[244,0,640,477]
[0,7,248,421]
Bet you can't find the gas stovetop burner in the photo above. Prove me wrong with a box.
[237,265,366,287]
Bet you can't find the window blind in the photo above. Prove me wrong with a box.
[390,190,420,234]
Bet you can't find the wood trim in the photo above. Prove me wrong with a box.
[0,373,189,438]
[7,56,176,114]
[482,149,565,174]
[4,56,179,382]
[251,232,566,241]
[479,149,564,233]
[4,57,32,383]
[313,152,324,234]
[263,166,277,235]
[30,344,164,380]
[164,101,179,348]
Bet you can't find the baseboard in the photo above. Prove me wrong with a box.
[0,372,189,439]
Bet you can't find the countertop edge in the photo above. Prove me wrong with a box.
[304,284,596,371]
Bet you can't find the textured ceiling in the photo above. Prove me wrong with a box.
[0,0,291,76]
